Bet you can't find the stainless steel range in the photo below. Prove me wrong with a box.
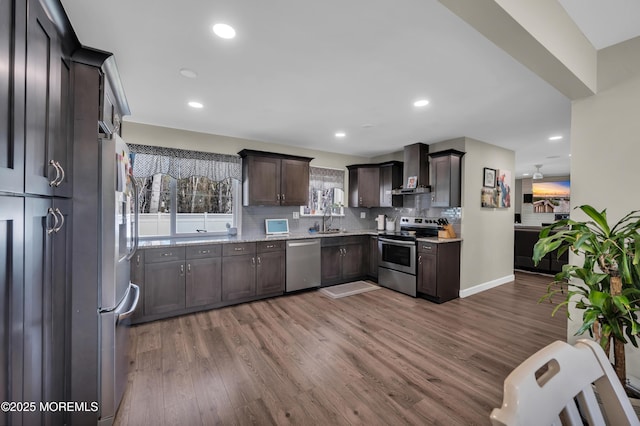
[377,216,447,296]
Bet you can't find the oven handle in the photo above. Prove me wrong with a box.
[378,237,416,247]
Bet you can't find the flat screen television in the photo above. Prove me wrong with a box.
[532,180,570,213]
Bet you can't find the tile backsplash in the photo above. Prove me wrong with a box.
[242,204,463,236]
[241,206,376,234]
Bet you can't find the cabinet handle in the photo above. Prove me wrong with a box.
[422,246,432,250]
[418,255,422,264]
[187,263,191,273]
[251,257,256,266]
[54,161,65,187]
[257,257,261,265]
[46,208,58,235]
[49,160,61,187]
[277,194,280,201]
[266,244,275,249]
[161,252,173,257]
[199,249,210,254]
[281,193,285,201]
[234,247,245,251]
[180,264,184,275]
[136,255,140,265]
[53,208,64,233]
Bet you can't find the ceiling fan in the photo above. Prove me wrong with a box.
[532,164,544,180]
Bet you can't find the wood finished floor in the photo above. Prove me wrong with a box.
[114,271,566,426]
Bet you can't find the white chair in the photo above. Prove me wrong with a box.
[491,339,639,426]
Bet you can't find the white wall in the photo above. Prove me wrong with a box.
[461,138,516,295]
[570,36,640,384]
[431,137,516,296]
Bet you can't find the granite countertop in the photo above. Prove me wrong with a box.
[416,237,463,244]
[138,230,462,248]
[137,229,378,248]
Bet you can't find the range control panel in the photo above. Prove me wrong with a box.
[399,216,449,228]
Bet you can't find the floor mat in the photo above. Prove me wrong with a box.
[319,281,381,299]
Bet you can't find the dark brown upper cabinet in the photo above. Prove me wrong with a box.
[239,149,312,206]
[347,161,403,208]
[428,149,464,208]
[348,165,379,208]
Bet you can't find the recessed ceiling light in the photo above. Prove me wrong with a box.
[523,173,530,176]
[413,99,430,107]
[179,68,198,79]
[213,23,236,39]
[188,101,203,109]
[548,135,563,141]
[335,132,346,138]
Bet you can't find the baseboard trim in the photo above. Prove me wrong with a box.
[459,274,515,298]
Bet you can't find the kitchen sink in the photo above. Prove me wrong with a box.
[317,229,341,234]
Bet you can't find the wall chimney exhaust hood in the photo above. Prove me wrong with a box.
[392,142,431,195]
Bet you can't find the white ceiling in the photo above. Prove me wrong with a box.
[60,0,640,178]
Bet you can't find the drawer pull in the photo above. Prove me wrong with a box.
[266,244,275,249]
[161,252,173,257]
[422,246,432,250]
[199,249,211,254]
[234,247,245,251]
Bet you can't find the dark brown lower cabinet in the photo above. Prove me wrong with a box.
[145,259,186,315]
[368,236,379,279]
[321,236,368,286]
[222,253,256,301]
[141,245,225,318]
[417,241,460,303]
[222,241,285,302]
[135,241,285,322]
[256,246,285,296]
[186,257,222,307]
[321,246,342,284]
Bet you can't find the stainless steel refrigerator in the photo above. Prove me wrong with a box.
[70,133,139,425]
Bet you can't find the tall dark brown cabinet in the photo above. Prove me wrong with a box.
[0,0,78,425]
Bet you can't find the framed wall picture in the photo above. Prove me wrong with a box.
[483,167,496,188]
[407,176,417,189]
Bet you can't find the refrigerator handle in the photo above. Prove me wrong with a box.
[126,176,140,261]
[117,284,140,322]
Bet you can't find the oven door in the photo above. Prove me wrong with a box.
[378,237,416,275]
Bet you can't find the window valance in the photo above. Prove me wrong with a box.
[309,166,344,190]
[129,144,241,181]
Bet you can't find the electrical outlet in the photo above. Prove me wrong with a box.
[360,212,366,219]
[292,211,299,219]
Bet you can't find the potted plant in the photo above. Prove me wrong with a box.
[533,205,640,396]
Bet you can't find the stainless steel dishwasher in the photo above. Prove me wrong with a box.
[286,239,321,292]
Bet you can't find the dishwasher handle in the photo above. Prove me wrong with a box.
[287,240,320,248]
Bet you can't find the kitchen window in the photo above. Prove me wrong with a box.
[302,166,345,216]
[130,144,241,237]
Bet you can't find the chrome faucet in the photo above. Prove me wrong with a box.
[322,208,333,232]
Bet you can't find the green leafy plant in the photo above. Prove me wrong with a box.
[533,205,640,393]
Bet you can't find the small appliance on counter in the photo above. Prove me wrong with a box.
[385,217,396,232]
[376,214,386,231]
[265,218,289,235]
